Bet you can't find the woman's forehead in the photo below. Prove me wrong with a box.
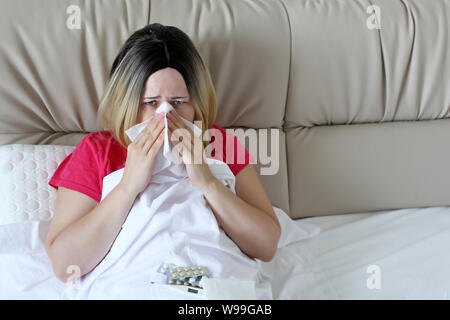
[143,67,189,97]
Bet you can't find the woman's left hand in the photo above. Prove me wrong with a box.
[166,110,216,190]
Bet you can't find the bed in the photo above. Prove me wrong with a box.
[3,202,450,299]
[265,206,450,299]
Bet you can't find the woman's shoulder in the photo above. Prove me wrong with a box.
[208,123,232,138]
[76,130,126,176]
[78,130,122,152]
[75,130,125,164]
[209,123,225,133]
[208,123,255,176]
[208,123,243,144]
[82,130,113,144]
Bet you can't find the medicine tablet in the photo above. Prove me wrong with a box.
[176,280,182,285]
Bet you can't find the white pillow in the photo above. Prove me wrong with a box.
[0,144,75,226]
[273,206,320,248]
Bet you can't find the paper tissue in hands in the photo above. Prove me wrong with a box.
[125,101,202,183]
[124,101,235,191]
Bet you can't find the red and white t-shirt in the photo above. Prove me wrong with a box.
[48,124,255,203]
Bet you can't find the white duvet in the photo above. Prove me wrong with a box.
[62,102,272,299]
[63,156,272,300]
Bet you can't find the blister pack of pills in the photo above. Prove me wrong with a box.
[157,262,211,288]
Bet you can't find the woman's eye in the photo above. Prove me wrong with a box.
[144,100,157,106]
[173,100,184,105]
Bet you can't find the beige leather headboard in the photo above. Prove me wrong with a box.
[0,0,449,219]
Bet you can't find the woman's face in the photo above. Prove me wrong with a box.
[137,67,195,123]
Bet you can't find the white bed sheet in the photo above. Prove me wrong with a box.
[260,206,450,299]
[2,206,450,299]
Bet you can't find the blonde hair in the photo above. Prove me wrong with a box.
[97,23,217,149]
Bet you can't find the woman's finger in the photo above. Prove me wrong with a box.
[168,121,194,152]
[170,127,205,166]
[167,112,196,138]
[143,120,164,154]
[147,129,165,157]
[168,127,185,151]
[167,116,196,147]
[135,114,163,146]
[166,111,187,129]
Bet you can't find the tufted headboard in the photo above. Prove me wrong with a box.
[0,0,449,219]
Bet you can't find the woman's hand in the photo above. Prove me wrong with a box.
[166,110,216,190]
[120,113,165,197]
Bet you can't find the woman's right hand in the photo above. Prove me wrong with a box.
[119,113,165,198]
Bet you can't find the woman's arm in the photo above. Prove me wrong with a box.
[45,183,138,282]
[200,164,281,262]
[46,115,165,282]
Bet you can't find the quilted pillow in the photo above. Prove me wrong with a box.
[0,144,75,225]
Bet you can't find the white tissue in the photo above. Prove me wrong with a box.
[125,102,202,183]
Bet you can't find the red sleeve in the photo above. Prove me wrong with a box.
[48,134,104,202]
[209,125,256,176]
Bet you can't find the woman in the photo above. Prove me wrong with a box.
[45,23,280,283]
